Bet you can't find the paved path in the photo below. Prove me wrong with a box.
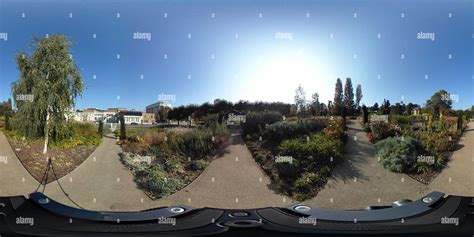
[0,133,38,196]
[429,122,474,196]
[1,129,293,211]
[152,126,296,208]
[2,121,472,211]
[39,134,155,211]
[303,120,430,210]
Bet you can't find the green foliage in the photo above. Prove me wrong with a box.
[343,78,355,115]
[362,105,368,124]
[403,130,456,166]
[264,118,326,142]
[119,115,126,140]
[457,112,463,131]
[4,113,10,131]
[333,78,344,115]
[12,35,83,151]
[190,159,209,171]
[174,128,214,159]
[370,121,399,142]
[98,120,104,137]
[425,90,452,118]
[50,122,100,149]
[142,166,184,198]
[294,172,323,201]
[375,137,421,173]
[279,133,343,176]
[242,111,282,135]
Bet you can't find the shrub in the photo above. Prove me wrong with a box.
[370,121,399,142]
[98,120,104,137]
[294,172,322,193]
[242,111,282,135]
[51,122,101,148]
[375,136,421,173]
[403,130,457,165]
[189,159,209,171]
[279,133,343,174]
[173,128,214,159]
[119,152,151,172]
[264,118,326,142]
[212,123,230,147]
[144,166,184,198]
[142,128,166,145]
[119,115,126,140]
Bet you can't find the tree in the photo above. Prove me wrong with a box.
[4,113,10,131]
[355,84,362,109]
[362,105,369,124]
[294,85,307,115]
[119,115,126,140]
[370,102,379,113]
[158,106,170,122]
[379,99,391,115]
[406,103,417,115]
[333,78,343,115]
[390,102,404,115]
[343,78,355,115]
[12,35,83,154]
[98,119,104,137]
[457,111,463,131]
[310,93,320,116]
[425,90,452,119]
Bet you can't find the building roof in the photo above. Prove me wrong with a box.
[118,111,143,116]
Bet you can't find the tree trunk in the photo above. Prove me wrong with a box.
[42,109,50,154]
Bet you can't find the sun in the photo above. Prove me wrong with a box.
[245,51,331,103]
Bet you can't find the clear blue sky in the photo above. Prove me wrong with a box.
[0,0,472,111]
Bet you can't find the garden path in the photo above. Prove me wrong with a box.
[152,125,297,208]
[302,120,430,209]
[429,122,474,196]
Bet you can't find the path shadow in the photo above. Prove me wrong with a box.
[326,123,372,185]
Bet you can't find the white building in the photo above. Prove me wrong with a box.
[118,111,143,124]
[72,108,120,123]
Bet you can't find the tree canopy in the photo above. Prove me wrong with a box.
[11,35,83,153]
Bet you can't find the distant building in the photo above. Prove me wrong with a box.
[146,101,172,122]
[411,107,421,115]
[142,113,155,124]
[118,111,143,124]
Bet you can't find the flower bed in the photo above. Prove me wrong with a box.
[245,117,345,201]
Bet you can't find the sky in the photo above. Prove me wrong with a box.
[0,0,472,111]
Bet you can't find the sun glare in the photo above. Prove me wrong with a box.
[246,52,332,103]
